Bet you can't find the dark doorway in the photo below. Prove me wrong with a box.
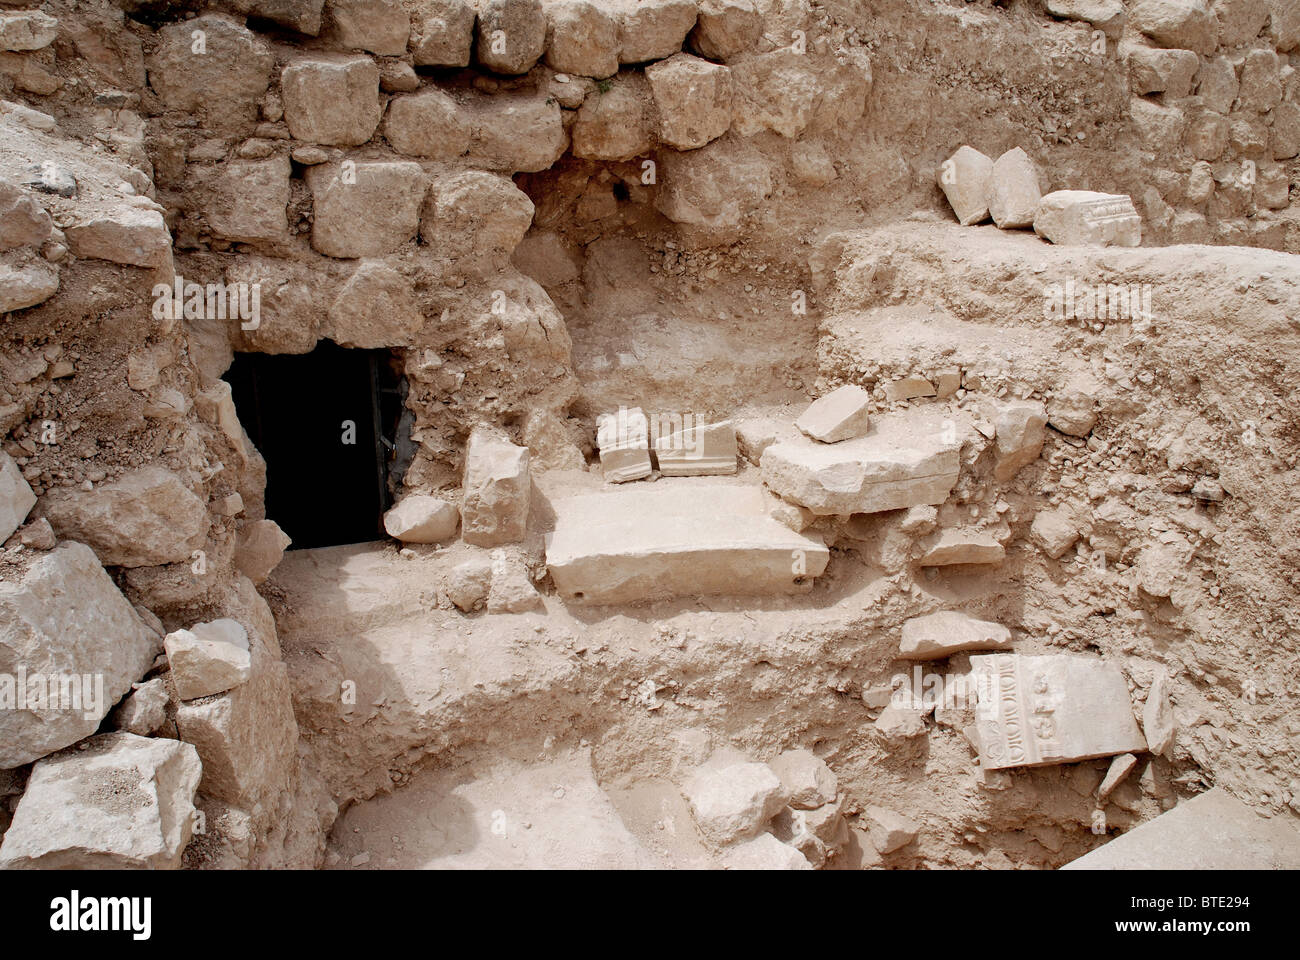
[225,342,406,549]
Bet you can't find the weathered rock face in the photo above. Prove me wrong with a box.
[570,73,655,160]
[233,519,292,585]
[411,0,477,65]
[166,619,253,701]
[655,134,773,234]
[1033,190,1142,246]
[422,171,535,267]
[899,611,1013,659]
[988,147,1042,229]
[685,761,786,844]
[199,156,291,244]
[461,428,531,547]
[0,450,36,543]
[330,0,411,55]
[795,384,872,443]
[327,260,424,346]
[690,0,763,59]
[306,161,427,258]
[761,412,961,516]
[646,53,733,150]
[971,653,1147,769]
[616,0,697,63]
[384,87,471,159]
[545,0,620,78]
[0,733,202,869]
[281,55,383,146]
[0,543,161,769]
[476,0,548,74]
[383,495,460,543]
[147,16,274,133]
[41,466,208,568]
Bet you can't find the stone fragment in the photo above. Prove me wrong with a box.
[994,399,1047,481]
[384,87,470,159]
[63,206,172,269]
[1195,56,1238,113]
[422,171,535,264]
[42,466,208,568]
[380,61,421,93]
[615,0,697,63]
[109,678,170,737]
[571,73,655,160]
[1143,668,1177,756]
[899,611,1012,660]
[645,53,733,150]
[1030,508,1078,559]
[476,0,548,74]
[883,376,937,402]
[306,161,426,258]
[919,530,1006,566]
[234,519,292,584]
[1047,387,1096,436]
[795,384,871,443]
[1239,48,1282,111]
[768,749,836,809]
[411,0,476,66]
[1215,0,1270,45]
[330,0,410,55]
[0,255,58,313]
[874,703,928,739]
[1127,45,1199,97]
[200,156,291,243]
[761,412,961,516]
[0,450,36,543]
[938,145,993,226]
[147,16,274,133]
[653,421,738,476]
[0,181,52,253]
[384,495,459,543]
[20,160,75,198]
[988,147,1042,229]
[684,761,786,844]
[1064,788,1300,869]
[0,543,161,768]
[727,49,819,139]
[1130,0,1220,54]
[1033,190,1142,247]
[971,653,1147,769]
[447,555,493,611]
[461,429,531,547]
[720,832,812,869]
[864,805,919,854]
[1098,753,1138,799]
[165,619,252,701]
[545,0,620,77]
[690,0,763,59]
[0,10,57,51]
[0,733,201,869]
[18,517,56,550]
[656,135,772,235]
[327,260,423,346]
[1046,0,1126,31]
[234,0,325,34]
[281,55,382,146]
[465,92,568,172]
[1271,0,1300,49]
[546,484,829,604]
[596,407,653,483]
[487,553,544,613]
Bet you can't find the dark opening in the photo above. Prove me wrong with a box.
[224,342,408,550]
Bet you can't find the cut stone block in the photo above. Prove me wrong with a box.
[411,0,476,66]
[653,420,738,476]
[546,483,829,604]
[164,619,252,701]
[761,412,961,517]
[1033,190,1142,247]
[0,733,201,869]
[0,450,36,543]
[795,384,871,443]
[0,543,160,769]
[597,407,652,483]
[616,0,698,63]
[281,55,383,146]
[899,611,1012,659]
[383,495,459,543]
[476,0,548,74]
[684,760,786,844]
[971,653,1147,770]
[1064,787,1300,869]
[545,0,620,78]
[645,52,733,151]
[988,147,1042,229]
[461,428,531,546]
[938,145,993,226]
[306,161,426,258]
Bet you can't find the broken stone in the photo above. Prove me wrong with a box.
[461,428,531,547]
[63,205,172,270]
[281,55,382,146]
[768,749,837,809]
[690,0,763,60]
[655,135,773,235]
[1129,0,1220,54]
[596,407,653,483]
[720,832,812,869]
[0,733,201,869]
[1033,190,1142,247]
[616,0,698,64]
[653,420,738,476]
[384,87,470,159]
[411,0,476,66]
[327,260,423,347]
[0,450,36,543]
[864,805,919,854]
[109,678,170,737]
[379,62,420,93]
[1047,387,1096,436]
[768,493,815,533]
[1098,753,1138,799]
[1064,788,1300,869]
[476,0,548,74]
[993,399,1047,482]
[0,542,160,768]
[971,653,1147,769]
[0,10,57,52]
[546,484,829,604]
[234,0,325,35]
[165,619,252,701]
[883,376,937,402]
[0,254,59,313]
[0,181,52,253]
[1046,0,1125,31]
[938,145,993,226]
[684,761,786,844]
[874,702,928,739]
[487,552,544,613]
[899,611,1013,660]
[147,16,274,134]
[17,517,56,550]
[761,412,961,516]
[545,0,619,78]
[795,384,871,443]
[384,495,459,544]
[20,160,76,198]
[306,161,426,258]
[1143,668,1177,756]
[446,554,493,612]
[988,147,1042,229]
[330,0,410,56]
[727,49,820,139]
[1127,45,1199,98]
[1030,508,1079,559]
[42,466,208,568]
[919,530,1006,566]
[646,53,733,151]
[234,519,291,585]
[571,73,655,161]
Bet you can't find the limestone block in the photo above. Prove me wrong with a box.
[864,805,919,854]
[327,260,423,345]
[487,552,544,613]
[1127,45,1199,97]
[147,16,274,133]
[233,519,292,584]
[461,428,531,547]
[0,254,58,313]
[476,0,548,74]
[545,0,620,77]
[200,156,291,244]
[384,87,470,159]
[994,399,1047,481]
[165,619,252,701]
[615,0,697,63]
[938,145,992,226]
[0,10,57,51]
[655,135,773,234]
[422,171,535,264]
[384,495,459,543]
[64,205,172,269]
[0,181,52,253]
[684,761,786,844]
[690,0,763,59]
[330,0,410,55]
[0,450,36,543]
[1030,508,1079,559]
[281,55,382,146]
[596,407,652,483]
[719,832,812,869]
[768,749,836,809]
[899,611,1012,659]
[1129,0,1220,54]
[109,678,170,737]
[1033,190,1142,247]
[306,161,426,258]
[988,147,1042,229]
[653,420,738,476]
[234,0,325,34]
[1143,668,1177,756]
[795,384,871,443]
[919,529,1005,566]
[571,73,655,161]
[646,53,733,150]
[447,554,493,611]
[465,92,568,173]
[411,0,476,66]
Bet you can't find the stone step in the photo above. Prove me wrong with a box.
[545,482,829,605]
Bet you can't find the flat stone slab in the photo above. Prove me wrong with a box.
[1063,788,1300,869]
[761,412,961,516]
[795,385,871,443]
[899,611,1012,659]
[546,483,829,604]
[972,653,1146,769]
